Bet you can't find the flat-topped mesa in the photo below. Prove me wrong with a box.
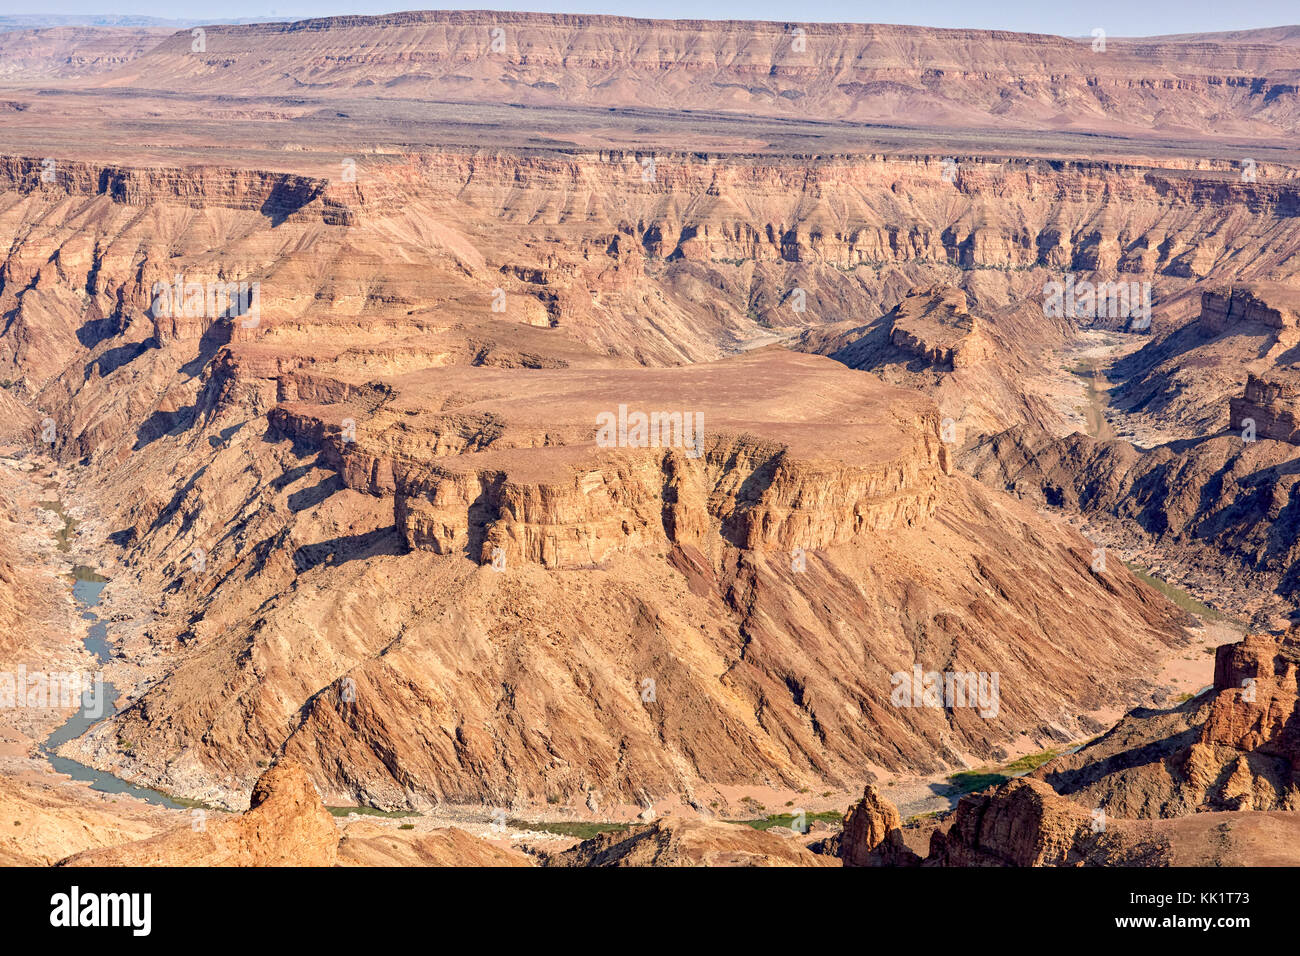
[1229,368,1300,443]
[887,285,988,370]
[269,350,951,568]
[1199,284,1300,337]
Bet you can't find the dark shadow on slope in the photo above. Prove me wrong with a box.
[1039,724,1203,797]
[718,453,784,548]
[260,179,321,227]
[133,404,197,451]
[462,474,506,561]
[179,321,233,378]
[75,315,118,350]
[207,422,245,449]
[288,473,345,512]
[87,338,156,379]
[146,464,209,532]
[292,525,405,572]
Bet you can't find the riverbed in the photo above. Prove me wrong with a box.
[38,562,183,808]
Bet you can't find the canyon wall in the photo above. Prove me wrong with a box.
[97,12,1300,142]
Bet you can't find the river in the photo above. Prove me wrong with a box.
[38,563,184,808]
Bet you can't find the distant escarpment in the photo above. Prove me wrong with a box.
[96,13,1300,141]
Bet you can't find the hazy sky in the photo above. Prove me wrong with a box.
[0,0,1295,37]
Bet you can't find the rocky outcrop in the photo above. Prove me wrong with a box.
[54,760,537,866]
[1034,628,1300,818]
[1090,283,1300,441]
[1230,368,1300,443]
[544,816,836,867]
[269,349,950,569]
[887,286,989,370]
[919,775,1300,866]
[925,778,1172,867]
[1199,285,1300,336]
[913,776,1300,867]
[60,761,339,866]
[909,626,1300,867]
[833,784,920,867]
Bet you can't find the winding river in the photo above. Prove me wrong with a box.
[39,563,184,808]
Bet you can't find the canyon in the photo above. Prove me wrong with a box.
[0,9,1297,870]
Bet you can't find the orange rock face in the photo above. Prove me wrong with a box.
[834,784,919,867]
[1028,627,1300,818]
[3,11,1300,868]
[61,762,340,866]
[1230,369,1300,444]
[270,349,949,568]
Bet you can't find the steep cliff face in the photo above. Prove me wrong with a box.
[3,151,1298,398]
[0,158,351,223]
[1110,285,1300,438]
[925,778,1173,866]
[1200,285,1300,336]
[1231,369,1300,443]
[1032,628,1300,818]
[4,11,1300,866]
[266,350,949,569]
